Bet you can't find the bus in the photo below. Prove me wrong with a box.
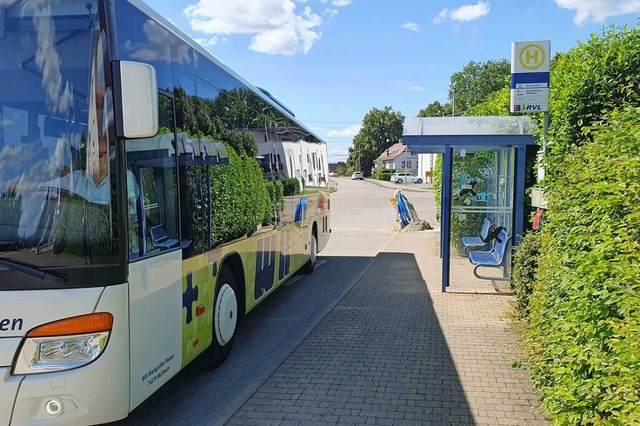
[0,0,331,424]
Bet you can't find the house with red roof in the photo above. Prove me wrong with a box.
[374,142,418,175]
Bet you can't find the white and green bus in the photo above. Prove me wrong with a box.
[0,0,330,424]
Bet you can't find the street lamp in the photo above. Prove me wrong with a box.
[386,138,389,174]
[404,145,408,187]
[262,107,275,181]
[450,88,456,117]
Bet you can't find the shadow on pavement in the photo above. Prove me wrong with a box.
[111,251,473,425]
[227,251,474,425]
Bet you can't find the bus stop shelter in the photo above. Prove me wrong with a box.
[402,116,537,292]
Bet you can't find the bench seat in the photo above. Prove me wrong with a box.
[468,228,511,280]
[462,217,492,254]
[468,250,502,266]
[150,224,179,249]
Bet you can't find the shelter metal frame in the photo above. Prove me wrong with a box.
[402,116,537,292]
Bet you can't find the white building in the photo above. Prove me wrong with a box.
[417,153,438,185]
[252,127,329,188]
[374,142,418,175]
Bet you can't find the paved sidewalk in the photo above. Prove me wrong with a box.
[226,231,548,425]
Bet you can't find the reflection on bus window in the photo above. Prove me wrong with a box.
[0,2,121,275]
[126,114,179,260]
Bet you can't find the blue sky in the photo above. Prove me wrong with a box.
[142,0,640,163]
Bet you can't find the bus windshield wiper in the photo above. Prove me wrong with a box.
[0,258,68,286]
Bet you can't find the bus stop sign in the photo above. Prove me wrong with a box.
[510,41,550,113]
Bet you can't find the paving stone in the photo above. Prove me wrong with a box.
[225,231,548,425]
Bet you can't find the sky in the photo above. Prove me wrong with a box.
[141,0,640,163]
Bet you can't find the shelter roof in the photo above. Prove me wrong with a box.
[403,116,538,154]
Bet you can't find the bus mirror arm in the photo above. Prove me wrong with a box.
[113,60,159,139]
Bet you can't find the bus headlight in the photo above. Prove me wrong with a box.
[12,313,113,375]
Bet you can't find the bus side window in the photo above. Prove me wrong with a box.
[127,168,142,258]
[140,165,177,253]
[126,92,179,260]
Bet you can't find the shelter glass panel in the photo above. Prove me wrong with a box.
[449,147,514,292]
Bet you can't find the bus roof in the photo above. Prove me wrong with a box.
[127,0,325,145]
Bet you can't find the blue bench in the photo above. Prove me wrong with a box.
[149,225,192,250]
[149,224,179,249]
[468,228,511,281]
[461,217,492,254]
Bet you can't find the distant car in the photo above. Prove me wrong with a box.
[351,171,364,180]
[390,172,423,184]
[328,171,339,177]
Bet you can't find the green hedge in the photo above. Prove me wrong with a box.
[511,231,541,319]
[208,146,270,247]
[526,107,640,424]
[545,25,640,177]
[53,196,115,257]
[273,180,284,207]
[513,26,640,425]
[263,180,284,225]
[374,171,392,181]
[282,177,300,196]
[263,181,276,225]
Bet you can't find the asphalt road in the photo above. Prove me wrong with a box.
[114,177,436,425]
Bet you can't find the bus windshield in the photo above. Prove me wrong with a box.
[0,0,123,289]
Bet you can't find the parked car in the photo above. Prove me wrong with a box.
[351,171,364,180]
[390,172,423,184]
[328,171,339,177]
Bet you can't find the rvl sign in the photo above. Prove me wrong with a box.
[510,41,550,113]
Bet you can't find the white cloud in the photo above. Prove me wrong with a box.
[402,21,420,32]
[31,10,74,114]
[125,19,172,62]
[433,1,490,24]
[326,124,361,139]
[554,0,640,25]
[184,0,324,55]
[324,8,339,19]
[194,36,220,47]
[433,10,448,25]
[308,0,351,4]
[410,86,424,91]
[328,146,349,163]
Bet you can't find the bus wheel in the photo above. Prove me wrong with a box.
[205,265,238,368]
[302,232,317,274]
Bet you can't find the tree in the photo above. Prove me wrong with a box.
[418,100,452,117]
[464,85,510,116]
[346,106,404,176]
[449,59,510,113]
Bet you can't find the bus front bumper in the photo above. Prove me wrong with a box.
[0,369,19,426]
[6,366,129,426]
[1,284,130,426]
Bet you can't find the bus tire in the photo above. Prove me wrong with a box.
[301,232,317,274]
[204,265,238,368]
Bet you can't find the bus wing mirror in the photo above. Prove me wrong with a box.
[114,61,158,138]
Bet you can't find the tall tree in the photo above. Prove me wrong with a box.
[449,59,510,113]
[347,107,404,175]
[465,86,510,116]
[418,100,452,117]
